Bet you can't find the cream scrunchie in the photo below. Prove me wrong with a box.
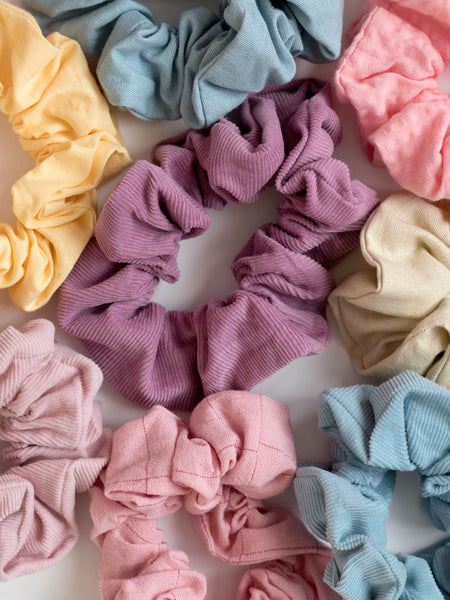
[329,191,450,387]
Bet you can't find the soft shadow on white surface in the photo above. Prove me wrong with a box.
[1,0,448,598]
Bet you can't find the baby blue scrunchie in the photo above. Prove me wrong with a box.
[22,0,344,128]
[295,371,450,600]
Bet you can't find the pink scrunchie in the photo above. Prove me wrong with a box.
[58,79,379,411]
[335,0,450,201]
[0,319,110,580]
[89,390,338,599]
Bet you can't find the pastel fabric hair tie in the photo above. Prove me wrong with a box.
[0,319,111,580]
[0,2,131,311]
[335,0,450,201]
[23,0,344,128]
[295,371,450,600]
[89,390,340,599]
[57,79,379,411]
[328,192,450,388]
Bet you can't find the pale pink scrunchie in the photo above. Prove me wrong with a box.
[335,0,450,201]
[89,390,338,599]
[0,319,110,580]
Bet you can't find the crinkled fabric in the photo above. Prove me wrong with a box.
[335,0,450,200]
[0,319,111,580]
[89,390,339,599]
[295,371,450,600]
[0,2,131,311]
[329,192,450,388]
[57,79,379,411]
[416,539,450,600]
[23,0,344,128]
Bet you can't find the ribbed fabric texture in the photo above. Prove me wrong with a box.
[295,371,450,600]
[0,2,131,311]
[23,0,344,128]
[57,79,379,411]
[335,0,450,201]
[329,192,450,388]
[416,539,450,600]
[89,390,340,599]
[0,319,111,580]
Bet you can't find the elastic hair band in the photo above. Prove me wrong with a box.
[295,371,450,600]
[335,0,450,201]
[23,0,344,128]
[0,2,131,311]
[328,192,450,388]
[89,390,340,599]
[57,79,379,411]
[0,319,110,580]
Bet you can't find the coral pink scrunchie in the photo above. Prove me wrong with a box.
[0,319,110,580]
[335,0,450,201]
[58,78,379,411]
[89,390,339,599]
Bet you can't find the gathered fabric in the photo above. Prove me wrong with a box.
[57,79,379,411]
[0,2,131,311]
[295,371,450,600]
[328,192,450,388]
[0,319,111,580]
[89,390,340,599]
[335,0,450,201]
[22,0,344,128]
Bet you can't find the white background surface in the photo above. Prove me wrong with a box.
[1,0,449,597]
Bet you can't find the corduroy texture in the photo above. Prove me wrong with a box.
[0,319,111,580]
[57,79,379,411]
[89,390,340,599]
[328,192,450,388]
[335,0,450,201]
[23,0,344,128]
[295,371,450,600]
[0,2,131,311]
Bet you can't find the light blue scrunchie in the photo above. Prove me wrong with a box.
[22,0,344,128]
[295,371,450,600]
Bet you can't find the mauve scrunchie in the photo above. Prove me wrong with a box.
[0,319,111,580]
[57,79,379,411]
[295,371,450,600]
[329,192,450,388]
[335,0,450,201]
[89,390,340,599]
[22,0,344,128]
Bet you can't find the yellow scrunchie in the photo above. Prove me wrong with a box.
[329,191,450,388]
[0,2,131,311]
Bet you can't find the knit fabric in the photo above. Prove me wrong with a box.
[329,192,450,388]
[335,0,450,201]
[89,390,340,599]
[57,79,379,411]
[0,319,111,580]
[295,371,450,600]
[0,2,131,311]
[22,0,344,128]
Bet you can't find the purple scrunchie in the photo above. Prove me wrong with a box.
[58,79,379,410]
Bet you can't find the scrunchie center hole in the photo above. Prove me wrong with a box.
[152,189,279,311]
[386,472,449,554]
